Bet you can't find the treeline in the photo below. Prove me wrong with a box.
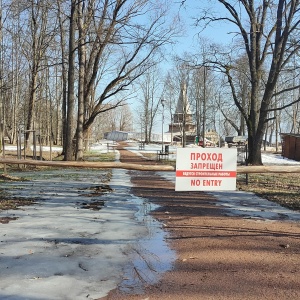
[0,0,178,160]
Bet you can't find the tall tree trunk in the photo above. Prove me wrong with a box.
[57,0,68,154]
[76,0,85,161]
[11,42,19,144]
[26,69,38,149]
[65,0,76,161]
[26,3,39,150]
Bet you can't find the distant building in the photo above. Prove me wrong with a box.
[167,81,219,145]
[104,131,128,141]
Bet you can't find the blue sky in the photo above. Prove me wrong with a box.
[169,0,236,58]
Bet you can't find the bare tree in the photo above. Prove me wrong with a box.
[163,71,180,144]
[65,0,76,161]
[56,0,68,154]
[218,54,251,136]
[195,0,300,165]
[105,102,133,132]
[75,0,85,160]
[117,104,132,132]
[137,67,163,143]
[0,0,179,161]
[189,66,217,143]
[20,0,56,149]
[77,0,178,149]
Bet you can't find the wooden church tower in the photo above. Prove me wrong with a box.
[168,81,196,144]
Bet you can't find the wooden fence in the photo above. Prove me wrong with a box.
[1,158,300,173]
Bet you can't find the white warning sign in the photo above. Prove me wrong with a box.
[175,148,237,191]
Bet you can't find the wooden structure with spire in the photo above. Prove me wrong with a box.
[168,81,196,145]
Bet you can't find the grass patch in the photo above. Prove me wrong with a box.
[141,152,177,167]
[0,175,35,210]
[83,151,116,162]
[237,173,300,211]
[0,197,36,210]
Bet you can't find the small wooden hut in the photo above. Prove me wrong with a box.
[281,133,300,161]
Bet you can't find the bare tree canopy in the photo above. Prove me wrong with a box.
[71,0,180,160]
[0,0,180,161]
[191,0,300,165]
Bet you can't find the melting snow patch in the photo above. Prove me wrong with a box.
[210,190,300,222]
[0,168,174,300]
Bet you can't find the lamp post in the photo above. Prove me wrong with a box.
[218,92,221,148]
[202,66,206,148]
[161,99,165,152]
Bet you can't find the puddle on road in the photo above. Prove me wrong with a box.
[118,196,176,294]
[106,167,176,294]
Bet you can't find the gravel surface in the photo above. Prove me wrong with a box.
[101,144,300,300]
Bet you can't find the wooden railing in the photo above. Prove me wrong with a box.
[0,158,174,171]
[1,158,300,173]
[237,165,300,173]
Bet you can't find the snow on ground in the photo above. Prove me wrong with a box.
[261,152,300,165]
[0,147,174,300]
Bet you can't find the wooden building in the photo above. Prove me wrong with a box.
[281,133,300,161]
[168,81,196,144]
